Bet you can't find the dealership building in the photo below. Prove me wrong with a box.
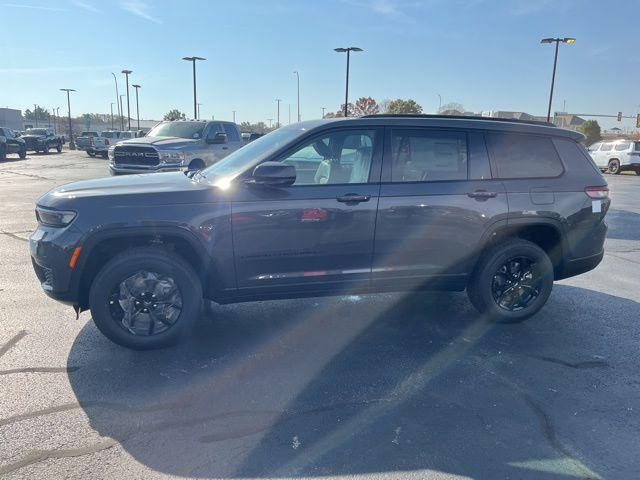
[0,108,23,130]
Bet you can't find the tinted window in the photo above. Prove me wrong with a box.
[600,143,613,151]
[588,143,601,152]
[147,122,205,139]
[390,129,467,182]
[487,133,563,178]
[222,124,240,142]
[279,130,376,185]
[206,123,224,138]
[614,142,631,151]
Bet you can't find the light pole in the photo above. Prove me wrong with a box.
[132,84,141,130]
[110,102,115,129]
[111,72,122,130]
[197,103,202,119]
[293,70,300,122]
[182,56,206,119]
[119,95,125,130]
[541,37,575,122]
[267,118,273,128]
[60,89,76,150]
[51,106,55,132]
[322,107,326,118]
[232,110,236,123]
[334,47,363,117]
[121,69,132,130]
[275,98,281,127]
[34,104,38,127]
[437,94,442,112]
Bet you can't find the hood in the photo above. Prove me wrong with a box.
[22,134,45,139]
[117,136,198,149]
[37,172,223,209]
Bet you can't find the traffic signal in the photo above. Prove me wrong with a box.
[636,114,640,128]
[617,111,622,122]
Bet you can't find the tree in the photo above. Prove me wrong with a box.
[334,103,356,117]
[438,102,465,114]
[353,97,379,117]
[24,106,50,121]
[385,98,423,114]
[163,109,186,121]
[579,120,601,146]
[239,121,273,134]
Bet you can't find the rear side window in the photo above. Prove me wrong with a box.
[390,129,468,182]
[487,133,563,179]
[600,143,612,151]
[614,142,631,151]
[588,143,601,152]
[222,123,240,142]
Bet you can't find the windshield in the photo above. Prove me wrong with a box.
[147,121,205,139]
[198,127,305,186]
[26,128,47,135]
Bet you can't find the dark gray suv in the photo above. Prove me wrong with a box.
[30,115,610,349]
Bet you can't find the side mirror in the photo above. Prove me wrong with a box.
[207,132,227,144]
[250,162,296,187]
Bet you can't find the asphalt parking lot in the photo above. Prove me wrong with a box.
[0,149,638,479]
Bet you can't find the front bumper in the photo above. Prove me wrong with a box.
[109,162,186,175]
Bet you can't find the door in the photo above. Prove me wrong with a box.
[372,128,508,291]
[587,142,603,168]
[597,142,613,168]
[203,122,227,164]
[231,127,383,296]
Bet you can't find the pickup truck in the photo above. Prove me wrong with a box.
[108,120,244,175]
[21,128,63,153]
[91,131,137,158]
[0,126,26,159]
[76,131,99,153]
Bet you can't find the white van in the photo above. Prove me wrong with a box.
[588,139,640,175]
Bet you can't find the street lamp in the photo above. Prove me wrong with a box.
[334,47,363,117]
[182,56,206,119]
[132,84,141,130]
[541,37,575,122]
[111,72,122,130]
[293,71,300,122]
[232,110,236,123]
[110,102,115,130]
[34,104,38,127]
[59,88,76,150]
[121,69,132,130]
[197,103,203,119]
[119,95,125,130]
[437,94,442,112]
[275,98,282,127]
[321,107,326,118]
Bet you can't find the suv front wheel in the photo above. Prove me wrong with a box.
[89,248,202,349]
[467,239,554,323]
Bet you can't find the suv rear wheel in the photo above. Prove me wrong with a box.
[89,248,202,349]
[467,239,554,323]
[608,159,621,174]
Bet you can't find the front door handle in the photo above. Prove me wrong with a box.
[336,193,371,203]
[467,190,497,200]
[222,146,228,150]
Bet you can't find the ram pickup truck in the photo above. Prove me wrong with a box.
[76,131,99,153]
[21,128,63,153]
[0,127,26,159]
[108,120,244,175]
[90,131,138,158]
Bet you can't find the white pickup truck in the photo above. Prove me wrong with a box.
[87,131,138,158]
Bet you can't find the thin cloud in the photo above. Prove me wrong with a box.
[120,0,162,24]
[3,3,66,11]
[72,0,101,13]
[341,0,416,23]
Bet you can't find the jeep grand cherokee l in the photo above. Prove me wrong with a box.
[30,115,610,350]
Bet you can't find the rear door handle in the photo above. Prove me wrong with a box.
[467,190,497,200]
[336,193,371,203]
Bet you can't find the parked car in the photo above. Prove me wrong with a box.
[76,131,100,154]
[30,115,610,349]
[90,130,138,158]
[21,128,62,153]
[107,120,244,175]
[588,139,640,175]
[0,127,26,160]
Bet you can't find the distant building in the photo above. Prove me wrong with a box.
[553,112,585,131]
[0,108,23,130]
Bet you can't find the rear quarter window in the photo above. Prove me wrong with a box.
[222,123,241,142]
[486,133,563,178]
[614,142,631,151]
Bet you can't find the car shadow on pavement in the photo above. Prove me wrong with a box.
[605,209,640,241]
[66,285,639,479]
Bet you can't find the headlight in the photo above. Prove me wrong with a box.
[36,206,76,227]
[159,151,186,164]
[108,145,115,160]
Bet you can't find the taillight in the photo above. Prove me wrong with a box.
[585,186,609,199]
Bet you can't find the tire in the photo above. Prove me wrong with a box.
[467,239,554,323]
[608,159,621,175]
[42,144,49,154]
[188,159,205,171]
[87,150,96,158]
[89,248,203,350]
[635,169,640,176]
[101,152,108,159]
[56,142,62,153]
[19,146,26,159]
[0,145,5,160]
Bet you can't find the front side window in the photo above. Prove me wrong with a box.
[614,142,631,151]
[278,130,376,185]
[222,123,240,142]
[487,133,563,179]
[600,143,613,151]
[390,129,468,182]
[589,143,601,152]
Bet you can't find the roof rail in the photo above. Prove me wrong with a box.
[360,114,556,127]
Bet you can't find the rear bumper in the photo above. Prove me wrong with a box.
[556,249,604,280]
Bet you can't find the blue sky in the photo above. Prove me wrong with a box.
[1,0,639,129]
